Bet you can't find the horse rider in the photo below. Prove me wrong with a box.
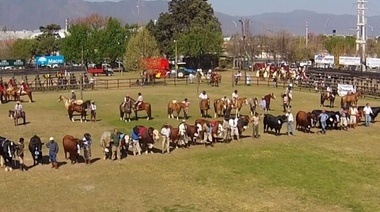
[90,101,96,121]
[181,98,190,118]
[178,119,188,146]
[135,92,143,109]
[285,83,293,100]
[7,78,16,92]
[221,95,230,110]
[231,90,238,108]
[14,101,23,116]
[326,85,333,98]
[198,91,210,113]
[70,90,77,105]
[82,133,92,164]
[18,80,27,94]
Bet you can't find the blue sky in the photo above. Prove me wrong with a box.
[86,0,379,16]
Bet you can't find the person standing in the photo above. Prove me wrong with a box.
[131,127,141,156]
[259,97,266,114]
[339,107,348,131]
[181,98,190,119]
[90,101,96,122]
[349,104,359,129]
[46,137,59,169]
[229,117,240,141]
[178,120,188,147]
[285,109,295,136]
[17,137,26,171]
[318,110,329,134]
[82,133,92,164]
[160,124,171,154]
[250,112,260,138]
[14,101,23,116]
[222,118,231,142]
[363,103,373,127]
[111,128,121,160]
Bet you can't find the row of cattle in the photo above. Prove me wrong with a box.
[263,106,380,136]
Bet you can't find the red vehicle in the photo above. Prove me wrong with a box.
[141,58,170,78]
[87,64,113,76]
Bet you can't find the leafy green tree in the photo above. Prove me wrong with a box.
[34,24,62,55]
[324,36,356,64]
[123,28,160,71]
[10,38,37,59]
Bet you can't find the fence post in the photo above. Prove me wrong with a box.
[106,80,108,89]
[117,79,119,89]
[232,73,234,87]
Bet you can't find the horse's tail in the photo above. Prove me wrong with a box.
[340,96,344,108]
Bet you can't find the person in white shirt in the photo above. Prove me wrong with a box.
[228,117,240,141]
[178,120,188,146]
[90,101,97,122]
[363,103,373,127]
[349,104,359,128]
[231,90,238,107]
[160,124,171,154]
[285,109,295,136]
[135,92,143,108]
[199,91,210,113]
[14,101,23,116]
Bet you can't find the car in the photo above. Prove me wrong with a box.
[177,67,196,78]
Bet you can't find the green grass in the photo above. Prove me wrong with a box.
[0,71,379,212]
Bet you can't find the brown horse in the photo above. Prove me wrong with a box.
[320,91,336,108]
[185,124,201,145]
[8,110,26,126]
[161,124,182,148]
[341,90,363,108]
[167,100,187,120]
[5,86,33,103]
[199,99,210,118]
[0,83,7,104]
[231,97,248,117]
[68,100,91,122]
[213,98,229,118]
[264,93,276,111]
[210,74,221,87]
[119,100,133,122]
[130,98,152,120]
[62,135,83,164]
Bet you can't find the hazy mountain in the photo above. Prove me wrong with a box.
[0,0,378,36]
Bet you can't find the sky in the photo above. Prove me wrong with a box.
[85,0,380,16]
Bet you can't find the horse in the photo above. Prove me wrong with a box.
[249,97,259,116]
[134,126,160,154]
[62,135,83,164]
[120,100,133,122]
[14,88,34,103]
[199,99,210,118]
[0,136,16,171]
[341,90,363,109]
[213,98,229,118]
[67,100,91,122]
[100,131,112,160]
[264,93,276,111]
[185,124,200,145]
[29,135,43,166]
[167,100,187,120]
[8,110,26,126]
[320,91,336,108]
[130,98,152,120]
[210,73,221,87]
[231,97,248,118]
[0,83,7,104]
[162,124,182,148]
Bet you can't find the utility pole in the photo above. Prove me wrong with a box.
[305,21,309,48]
[238,18,244,71]
[137,0,140,26]
[356,0,367,72]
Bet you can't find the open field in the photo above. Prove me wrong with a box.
[0,71,380,212]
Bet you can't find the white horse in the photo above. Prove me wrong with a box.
[58,95,83,110]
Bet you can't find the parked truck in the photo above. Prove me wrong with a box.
[87,64,114,76]
[141,58,170,78]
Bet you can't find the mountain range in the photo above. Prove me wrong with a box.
[0,0,379,36]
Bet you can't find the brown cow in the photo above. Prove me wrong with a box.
[185,124,200,145]
[296,111,316,133]
[62,135,83,164]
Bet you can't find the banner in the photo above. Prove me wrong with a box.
[0,59,26,67]
[314,55,334,64]
[337,84,356,97]
[338,56,361,66]
[36,56,65,66]
[366,58,380,68]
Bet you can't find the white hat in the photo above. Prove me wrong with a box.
[49,137,54,141]
[16,101,20,104]
[71,90,74,93]
[182,119,186,122]
[289,83,293,87]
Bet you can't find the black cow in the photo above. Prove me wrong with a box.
[263,114,287,136]
[358,106,380,123]
[29,135,43,166]
[311,110,340,129]
[0,136,16,171]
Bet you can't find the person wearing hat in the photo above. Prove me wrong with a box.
[339,106,348,131]
[318,110,329,134]
[198,91,210,113]
[82,133,92,164]
[70,90,76,105]
[17,137,26,171]
[285,109,295,136]
[160,124,171,154]
[46,137,59,169]
[363,103,373,127]
[18,80,27,94]
[178,119,188,147]
[110,128,121,160]
[348,103,359,129]
[135,92,143,109]
[14,101,23,116]
[90,101,97,122]
[181,98,190,119]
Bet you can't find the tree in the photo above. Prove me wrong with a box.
[123,28,160,71]
[34,24,62,55]
[10,39,36,59]
[324,36,356,64]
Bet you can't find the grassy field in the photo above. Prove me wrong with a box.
[0,71,379,212]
